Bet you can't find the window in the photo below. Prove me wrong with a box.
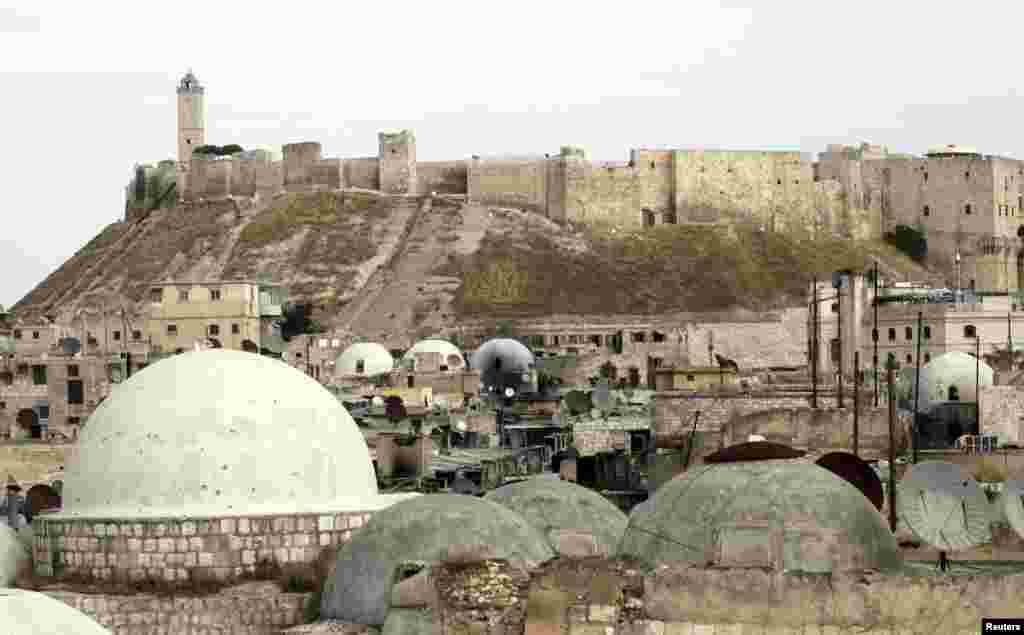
[407,375,415,388]
[831,303,838,313]
[149,288,163,303]
[923,205,930,217]
[906,354,912,364]
[208,324,220,336]
[589,335,602,346]
[905,326,913,340]
[38,405,49,419]
[12,330,20,339]
[32,331,39,340]
[632,332,646,343]
[355,359,365,374]
[67,364,79,377]
[178,289,189,302]
[888,328,896,341]
[777,179,782,185]
[924,353,931,363]
[664,211,677,224]
[965,171,970,181]
[652,331,666,343]
[67,380,84,405]
[923,326,931,340]
[0,372,10,386]
[132,330,142,340]
[924,172,929,182]
[68,417,81,426]
[231,323,240,335]
[641,209,655,228]
[553,335,560,346]
[210,288,222,301]
[31,365,47,385]
[686,374,695,381]
[0,401,4,410]
[166,324,178,336]
[964,325,977,338]
[965,203,972,215]
[113,330,121,341]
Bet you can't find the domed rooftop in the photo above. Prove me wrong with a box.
[619,461,901,572]
[484,477,628,556]
[402,339,465,371]
[471,338,535,388]
[56,349,388,518]
[0,524,29,587]
[336,342,394,377]
[321,494,555,625]
[1,589,111,634]
[918,351,994,411]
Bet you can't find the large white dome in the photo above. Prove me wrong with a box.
[402,339,465,370]
[59,350,379,518]
[336,342,394,377]
[0,525,29,587]
[918,351,994,411]
[1,589,111,634]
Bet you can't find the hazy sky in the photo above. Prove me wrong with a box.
[3,1,1023,308]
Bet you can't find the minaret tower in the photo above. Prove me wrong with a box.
[176,69,205,162]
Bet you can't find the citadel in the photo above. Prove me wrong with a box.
[5,70,1024,634]
[158,69,1024,293]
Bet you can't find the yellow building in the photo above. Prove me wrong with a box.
[653,366,738,391]
[145,280,285,354]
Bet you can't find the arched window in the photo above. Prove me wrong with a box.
[923,205,930,217]
[888,328,896,341]
[948,386,960,401]
[964,325,977,338]
[355,359,365,374]
[641,208,655,228]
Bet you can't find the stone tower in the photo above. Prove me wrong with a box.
[176,69,205,163]
[378,130,417,195]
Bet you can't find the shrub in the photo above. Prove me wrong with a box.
[884,225,928,262]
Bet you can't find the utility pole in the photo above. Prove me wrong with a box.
[912,311,923,464]
[1009,312,1014,372]
[853,350,860,457]
[887,357,898,534]
[873,262,880,407]
[976,334,982,435]
[811,277,819,409]
[836,272,844,408]
[683,410,702,470]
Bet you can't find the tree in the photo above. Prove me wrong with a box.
[884,225,927,262]
[221,144,244,155]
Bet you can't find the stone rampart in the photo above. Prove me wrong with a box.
[343,158,379,190]
[416,161,468,195]
[44,587,311,634]
[283,142,323,188]
[32,511,371,586]
[980,385,1024,445]
[467,158,551,215]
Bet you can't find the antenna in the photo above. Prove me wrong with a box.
[815,452,885,511]
[897,461,991,568]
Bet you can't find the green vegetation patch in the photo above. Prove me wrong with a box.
[440,222,929,318]
[239,191,390,246]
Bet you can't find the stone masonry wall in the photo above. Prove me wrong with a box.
[32,511,371,585]
[377,556,1024,635]
[467,159,550,215]
[653,392,912,457]
[343,158,380,191]
[417,161,468,195]
[980,385,1024,444]
[44,588,311,634]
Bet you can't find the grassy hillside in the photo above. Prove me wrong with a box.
[437,220,935,318]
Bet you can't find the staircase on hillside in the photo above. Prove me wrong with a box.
[336,196,432,332]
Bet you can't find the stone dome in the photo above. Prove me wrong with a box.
[1,588,111,634]
[471,338,535,389]
[321,494,555,625]
[336,342,394,377]
[58,349,380,518]
[918,351,994,411]
[402,339,465,371]
[0,524,29,587]
[619,461,901,572]
[484,477,628,556]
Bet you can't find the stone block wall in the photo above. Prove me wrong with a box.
[32,511,372,585]
[283,142,324,188]
[384,557,1024,635]
[467,158,551,215]
[980,385,1024,444]
[417,161,468,195]
[574,429,628,455]
[44,588,311,634]
[343,158,380,190]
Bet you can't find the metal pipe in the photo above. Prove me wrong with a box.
[854,350,860,457]
[912,311,923,464]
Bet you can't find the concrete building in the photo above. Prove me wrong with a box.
[144,280,285,354]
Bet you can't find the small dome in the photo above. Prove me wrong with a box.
[0,525,29,587]
[484,478,628,556]
[59,350,379,518]
[402,339,465,371]
[918,351,994,411]
[336,342,394,377]
[471,338,535,388]
[321,494,555,625]
[619,461,901,572]
[1,588,111,634]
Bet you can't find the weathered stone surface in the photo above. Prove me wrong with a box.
[391,569,439,609]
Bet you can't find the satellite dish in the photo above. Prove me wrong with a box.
[897,461,991,552]
[504,386,515,399]
[592,379,612,411]
[61,337,82,355]
[815,452,885,512]
[371,396,384,407]
[1003,479,1024,541]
